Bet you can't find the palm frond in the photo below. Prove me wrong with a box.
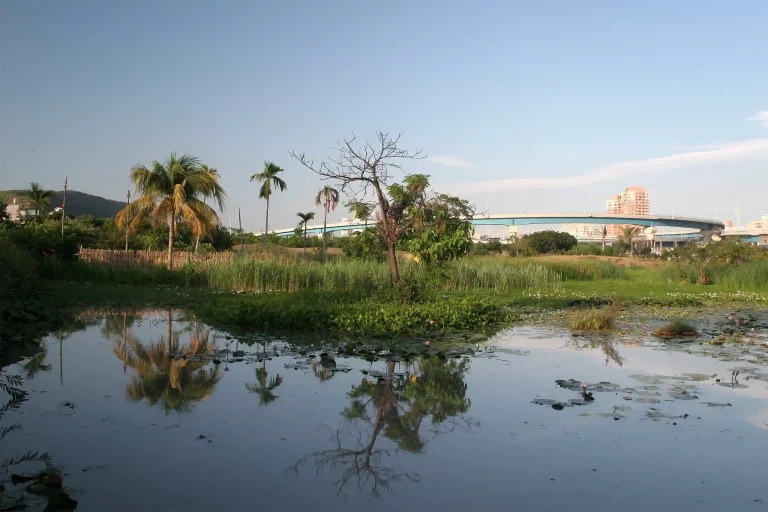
[2,450,51,469]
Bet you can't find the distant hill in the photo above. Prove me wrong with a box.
[0,190,127,218]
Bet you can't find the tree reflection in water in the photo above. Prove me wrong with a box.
[289,355,475,498]
[112,310,221,415]
[21,345,52,380]
[569,336,626,367]
[246,345,283,405]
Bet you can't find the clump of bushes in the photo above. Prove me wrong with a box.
[654,319,697,337]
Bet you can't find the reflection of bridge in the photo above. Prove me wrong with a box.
[271,213,725,239]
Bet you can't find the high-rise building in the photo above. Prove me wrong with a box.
[605,186,650,236]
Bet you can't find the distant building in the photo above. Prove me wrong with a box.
[747,214,768,232]
[562,223,603,240]
[3,197,36,221]
[605,186,650,236]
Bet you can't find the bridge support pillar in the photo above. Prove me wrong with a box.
[508,226,519,239]
[700,230,716,244]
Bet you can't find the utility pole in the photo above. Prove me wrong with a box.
[61,176,67,238]
[125,190,131,251]
[589,183,592,214]
[238,206,243,244]
[485,182,490,237]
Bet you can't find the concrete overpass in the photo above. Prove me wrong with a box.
[269,213,725,239]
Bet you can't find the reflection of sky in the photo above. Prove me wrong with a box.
[4,314,767,511]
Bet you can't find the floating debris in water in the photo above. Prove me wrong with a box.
[555,379,622,392]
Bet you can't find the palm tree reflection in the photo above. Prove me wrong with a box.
[113,311,221,415]
[289,356,474,498]
[246,355,284,406]
[22,345,52,379]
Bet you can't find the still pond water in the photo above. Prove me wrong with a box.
[3,310,768,511]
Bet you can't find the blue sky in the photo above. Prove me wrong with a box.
[1,0,766,233]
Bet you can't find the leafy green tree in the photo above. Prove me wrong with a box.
[342,228,387,261]
[28,182,54,222]
[523,230,578,254]
[296,211,315,253]
[116,153,226,269]
[250,162,287,250]
[403,192,475,265]
[315,186,340,262]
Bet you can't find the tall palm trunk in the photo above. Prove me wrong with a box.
[196,198,206,253]
[321,205,328,262]
[386,241,399,282]
[167,215,175,270]
[302,224,307,254]
[167,310,173,355]
[264,196,270,250]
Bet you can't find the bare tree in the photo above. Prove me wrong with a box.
[291,132,425,283]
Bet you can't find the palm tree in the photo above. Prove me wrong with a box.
[619,225,640,255]
[115,153,226,270]
[250,162,287,250]
[315,186,340,262]
[601,225,607,252]
[196,164,221,252]
[28,182,54,222]
[296,212,315,254]
[345,201,374,228]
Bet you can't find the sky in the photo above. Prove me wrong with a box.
[1,0,767,235]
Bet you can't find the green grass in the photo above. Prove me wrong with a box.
[36,255,768,335]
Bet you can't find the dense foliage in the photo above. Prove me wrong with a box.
[521,230,578,254]
[196,291,507,334]
[0,217,235,259]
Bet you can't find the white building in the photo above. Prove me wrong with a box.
[747,214,768,232]
[562,223,603,240]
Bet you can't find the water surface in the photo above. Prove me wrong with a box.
[3,310,767,511]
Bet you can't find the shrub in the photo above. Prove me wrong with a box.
[655,319,697,337]
[523,231,578,254]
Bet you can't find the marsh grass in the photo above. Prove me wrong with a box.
[569,303,621,331]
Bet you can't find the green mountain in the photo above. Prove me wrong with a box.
[0,190,127,218]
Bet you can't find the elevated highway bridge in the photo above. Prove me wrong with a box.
[270,213,725,241]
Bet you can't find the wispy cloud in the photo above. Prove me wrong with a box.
[428,155,475,168]
[748,110,768,127]
[445,138,768,193]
